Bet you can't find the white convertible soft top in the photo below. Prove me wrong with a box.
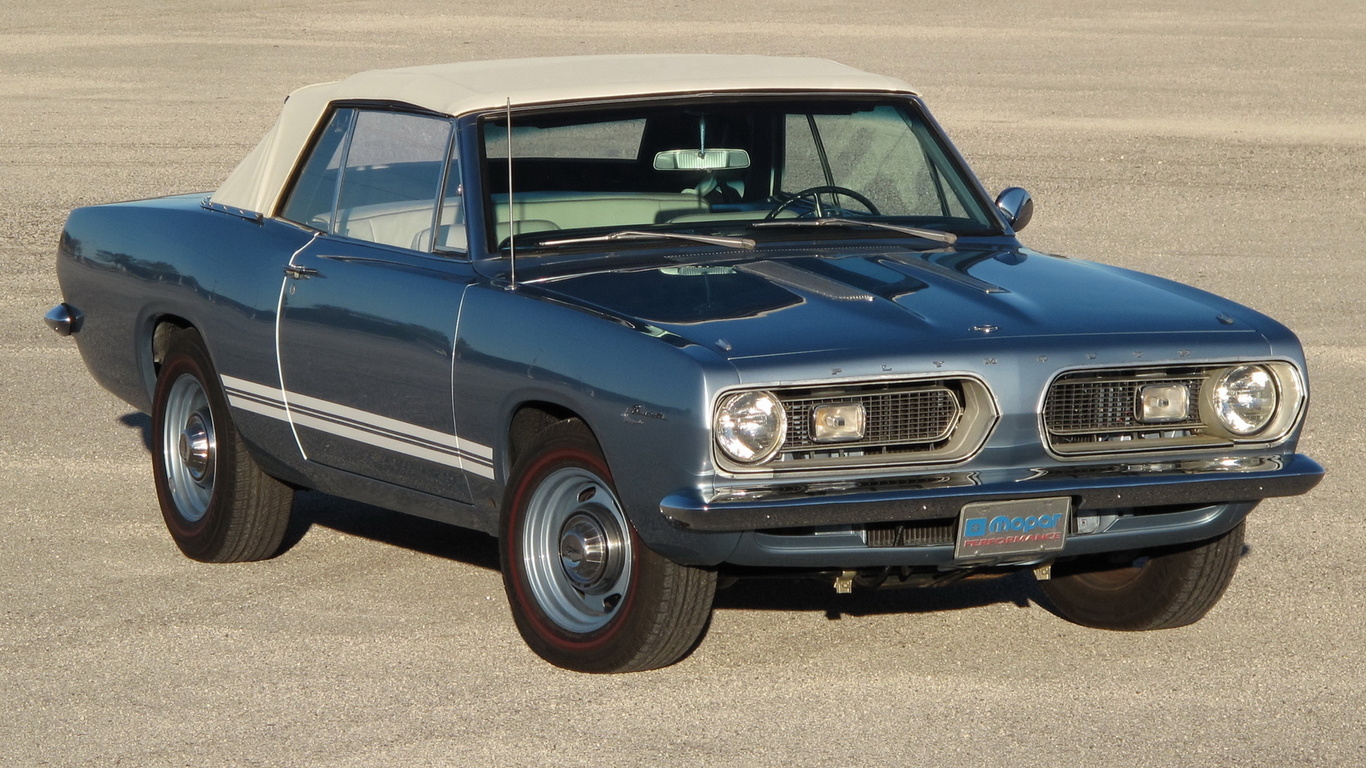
[210,55,918,216]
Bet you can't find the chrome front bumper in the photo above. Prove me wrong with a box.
[661,454,1323,532]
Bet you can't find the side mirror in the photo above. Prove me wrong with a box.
[994,187,1033,232]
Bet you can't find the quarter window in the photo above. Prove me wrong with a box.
[280,109,352,229]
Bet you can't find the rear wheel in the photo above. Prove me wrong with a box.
[1039,521,1245,630]
[152,328,294,562]
[500,420,716,673]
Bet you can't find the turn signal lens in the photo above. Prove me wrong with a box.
[811,403,866,442]
[1137,383,1190,423]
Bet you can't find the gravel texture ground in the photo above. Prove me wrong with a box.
[2,1,1363,766]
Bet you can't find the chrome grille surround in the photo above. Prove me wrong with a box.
[1042,362,1305,457]
[715,376,997,473]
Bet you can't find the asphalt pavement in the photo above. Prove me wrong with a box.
[2,1,1363,765]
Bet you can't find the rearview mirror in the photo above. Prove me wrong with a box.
[653,148,751,172]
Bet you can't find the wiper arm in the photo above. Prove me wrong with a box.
[752,217,957,245]
[538,230,755,250]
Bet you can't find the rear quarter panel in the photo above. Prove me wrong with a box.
[56,194,310,443]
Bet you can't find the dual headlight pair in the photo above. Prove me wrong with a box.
[716,363,1302,467]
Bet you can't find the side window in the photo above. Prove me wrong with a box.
[282,108,458,252]
[334,111,453,251]
[280,108,353,228]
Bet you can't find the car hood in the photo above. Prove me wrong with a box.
[527,246,1272,364]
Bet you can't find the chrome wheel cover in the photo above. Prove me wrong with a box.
[161,373,217,522]
[521,467,631,633]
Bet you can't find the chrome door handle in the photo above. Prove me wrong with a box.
[283,265,320,279]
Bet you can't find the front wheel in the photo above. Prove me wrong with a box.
[500,420,716,673]
[1039,521,1246,630]
[152,328,294,562]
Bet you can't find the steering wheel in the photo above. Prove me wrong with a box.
[765,185,882,220]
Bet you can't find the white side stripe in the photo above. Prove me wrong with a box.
[287,390,493,460]
[288,412,466,470]
[220,374,495,478]
[223,376,291,400]
[227,392,290,420]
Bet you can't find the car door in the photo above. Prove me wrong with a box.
[274,106,486,501]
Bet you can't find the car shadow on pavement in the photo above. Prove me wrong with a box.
[283,490,502,571]
[280,488,1046,622]
[112,412,502,570]
[713,571,1045,621]
[114,413,1047,621]
[119,412,153,452]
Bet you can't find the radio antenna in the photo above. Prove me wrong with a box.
[505,98,517,290]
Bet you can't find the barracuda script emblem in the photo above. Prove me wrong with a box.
[623,404,666,424]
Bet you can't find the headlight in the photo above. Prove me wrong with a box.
[1210,365,1278,435]
[714,390,786,464]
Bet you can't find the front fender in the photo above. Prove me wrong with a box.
[453,283,743,564]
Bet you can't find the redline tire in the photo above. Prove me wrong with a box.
[1040,521,1245,630]
[151,329,294,563]
[500,420,715,673]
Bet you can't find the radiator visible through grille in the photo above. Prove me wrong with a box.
[865,519,956,547]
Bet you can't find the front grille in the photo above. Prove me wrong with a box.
[1045,377,1205,434]
[784,387,960,448]
[717,377,995,472]
[1043,368,1219,455]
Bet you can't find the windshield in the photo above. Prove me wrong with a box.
[479,96,999,253]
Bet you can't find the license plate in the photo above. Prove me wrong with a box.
[954,497,1071,559]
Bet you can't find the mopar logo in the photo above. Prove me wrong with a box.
[964,512,1065,538]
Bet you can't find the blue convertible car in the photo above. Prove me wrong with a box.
[47,56,1322,672]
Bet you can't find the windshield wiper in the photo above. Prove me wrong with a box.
[752,217,957,245]
[537,230,755,250]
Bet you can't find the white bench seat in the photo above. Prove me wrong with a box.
[491,191,708,234]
